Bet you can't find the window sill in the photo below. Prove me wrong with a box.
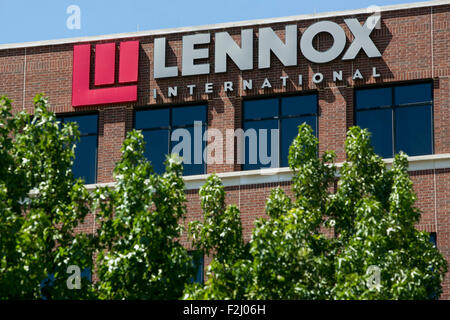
[83,153,450,191]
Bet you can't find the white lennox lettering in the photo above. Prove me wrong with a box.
[155,67,382,98]
[153,16,381,79]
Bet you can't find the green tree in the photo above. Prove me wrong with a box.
[1,93,446,300]
[184,124,447,299]
[0,94,96,299]
[93,130,195,299]
[184,174,250,299]
[330,127,447,299]
[0,95,196,300]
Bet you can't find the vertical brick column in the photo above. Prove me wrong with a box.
[0,48,26,113]
[432,6,450,155]
[436,169,450,300]
[434,78,450,154]
[97,105,127,183]
[207,96,241,174]
[318,86,350,162]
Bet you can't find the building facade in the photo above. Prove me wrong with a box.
[0,0,449,298]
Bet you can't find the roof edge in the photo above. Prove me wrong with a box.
[0,0,448,50]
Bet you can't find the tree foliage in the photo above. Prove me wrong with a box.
[0,95,195,300]
[184,174,249,299]
[93,131,194,299]
[0,94,446,300]
[184,124,447,299]
[0,94,95,299]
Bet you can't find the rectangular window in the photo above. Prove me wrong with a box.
[58,114,98,184]
[40,267,91,300]
[430,232,437,247]
[355,82,433,158]
[242,94,318,170]
[135,105,207,176]
[188,251,204,284]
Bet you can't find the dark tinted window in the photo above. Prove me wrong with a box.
[188,251,204,284]
[135,105,207,176]
[243,119,278,171]
[135,108,170,129]
[172,105,207,127]
[58,114,98,184]
[72,135,97,184]
[355,82,433,158]
[430,232,437,247]
[171,126,206,176]
[244,98,278,120]
[142,130,170,175]
[395,83,432,105]
[281,95,317,116]
[40,268,91,300]
[64,114,98,134]
[281,116,316,167]
[395,105,432,156]
[356,109,393,159]
[356,87,392,110]
[243,94,317,170]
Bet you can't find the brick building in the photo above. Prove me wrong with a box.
[0,0,449,298]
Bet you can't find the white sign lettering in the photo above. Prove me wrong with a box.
[153,17,381,79]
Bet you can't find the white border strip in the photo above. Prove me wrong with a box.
[84,153,450,191]
[0,0,448,50]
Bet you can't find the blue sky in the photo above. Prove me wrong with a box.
[0,0,424,45]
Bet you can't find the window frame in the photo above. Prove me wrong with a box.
[242,91,319,170]
[354,80,434,158]
[134,102,208,176]
[57,112,99,185]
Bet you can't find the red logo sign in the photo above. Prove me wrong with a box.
[72,41,139,107]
